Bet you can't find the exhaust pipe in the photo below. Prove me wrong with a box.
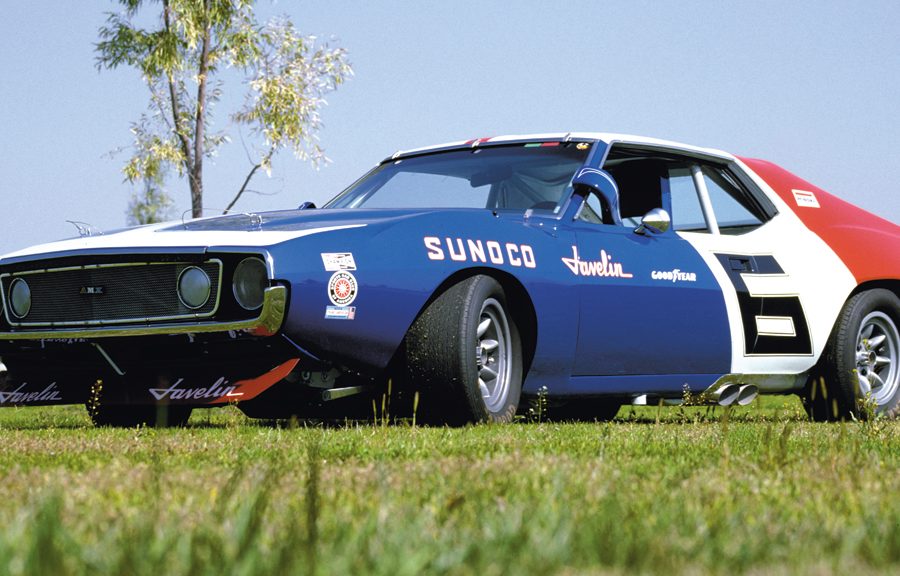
[321,385,367,401]
[709,384,740,406]
[736,384,758,406]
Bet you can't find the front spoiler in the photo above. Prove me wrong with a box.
[0,286,286,340]
[0,357,301,407]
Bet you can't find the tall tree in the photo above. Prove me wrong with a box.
[96,0,352,218]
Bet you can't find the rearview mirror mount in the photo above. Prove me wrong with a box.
[571,168,619,223]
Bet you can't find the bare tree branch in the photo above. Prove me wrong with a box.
[237,125,256,165]
[223,146,275,214]
[148,80,175,134]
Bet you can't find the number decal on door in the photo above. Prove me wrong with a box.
[715,254,812,355]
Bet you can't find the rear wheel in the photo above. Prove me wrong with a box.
[405,275,522,425]
[805,289,900,420]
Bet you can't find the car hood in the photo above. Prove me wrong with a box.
[0,209,463,263]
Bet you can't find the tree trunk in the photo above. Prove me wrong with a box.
[190,175,203,218]
[191,0,211,218]
[164,0,203,219]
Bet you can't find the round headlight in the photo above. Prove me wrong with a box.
[9,278,31,318]
[233,258,268,310]
[177,266,211,309]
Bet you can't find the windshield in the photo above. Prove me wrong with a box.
[324,142,591,211]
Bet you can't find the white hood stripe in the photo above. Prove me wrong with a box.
[1,224,367,260]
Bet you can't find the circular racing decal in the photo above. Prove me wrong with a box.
[328,271,358,306]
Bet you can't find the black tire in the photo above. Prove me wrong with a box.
[405,275,523,425]
[547,399,621,422]
[805,289,900,421]
[88,403,193,428]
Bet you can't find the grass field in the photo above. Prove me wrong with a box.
[0,397,897,575]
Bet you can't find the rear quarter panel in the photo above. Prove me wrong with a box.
[727,157,893,373]
[740,158,900,284]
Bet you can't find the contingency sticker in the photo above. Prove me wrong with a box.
[325,306,356,320]
[328,271,358,306]
[791,189,820,208]
[321,252,357,271]
[651,269,697,283]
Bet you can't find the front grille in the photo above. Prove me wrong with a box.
[1,260,222,327]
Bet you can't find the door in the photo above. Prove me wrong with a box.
[568,154,731,377]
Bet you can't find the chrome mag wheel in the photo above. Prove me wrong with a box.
[404,274,522,424]
[856,311,900,410]
[476,298,512,413]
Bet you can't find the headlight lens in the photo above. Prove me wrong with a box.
[9,278,31,318]
[233,257,268,310]
[177,266,211,309]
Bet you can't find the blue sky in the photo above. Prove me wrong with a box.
[1,1,898,255]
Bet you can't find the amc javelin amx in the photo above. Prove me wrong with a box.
[0,133,898,426]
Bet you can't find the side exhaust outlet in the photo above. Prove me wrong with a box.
[736,384,759,406]
[710,384,740,406]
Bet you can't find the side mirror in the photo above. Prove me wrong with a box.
[571,168,619,223]
[298,201,317,210]
[635,208,671,235]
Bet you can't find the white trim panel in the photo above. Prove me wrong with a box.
[678,207,855,374]
[755,316,797,337]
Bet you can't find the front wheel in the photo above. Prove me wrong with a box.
[405,275,523,425]
[805,289,900,420]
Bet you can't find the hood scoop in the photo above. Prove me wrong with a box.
[168,212,265,232]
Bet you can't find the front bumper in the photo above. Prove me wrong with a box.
[0,286,286,340]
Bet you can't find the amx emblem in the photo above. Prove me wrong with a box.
[80,286,105,295]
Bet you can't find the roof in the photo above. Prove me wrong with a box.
[388,132,735,162]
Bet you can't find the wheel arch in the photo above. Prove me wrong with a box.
[850,279,900,303]
[805,282,900,420]
[816,280,900,363]
[417,267,538,377]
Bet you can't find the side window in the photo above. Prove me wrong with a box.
[606,160,665,227]
[585,145,775,234]
[668,166,708,232]
[702,166,763,233]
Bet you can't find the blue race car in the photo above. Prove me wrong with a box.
[1,133,899,425]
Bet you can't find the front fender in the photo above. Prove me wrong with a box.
[267,211,579,381]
